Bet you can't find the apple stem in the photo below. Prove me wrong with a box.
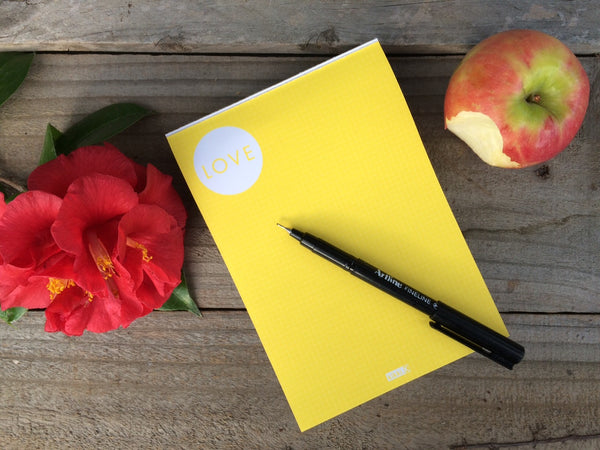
[527,93,542,104]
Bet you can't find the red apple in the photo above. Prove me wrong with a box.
[444,30,589,168]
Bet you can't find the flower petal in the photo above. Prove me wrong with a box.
[28,143,138,198]
[0,265,53,309]
[112,269,154,328]
[44,270,149,335]
[0,249,77,310]
[138,164,187,229]
[0,191,6,221]
[132,160,147,193]
[44,284,123,335]
[0,191,62,267]
[51,173,138,293]
[117,204,184,299]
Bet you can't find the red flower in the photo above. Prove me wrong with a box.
[0,191,6,221]
[0,190,74,309]
[0,144,187,335]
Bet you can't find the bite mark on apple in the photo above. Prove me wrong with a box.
[446,111,520,168]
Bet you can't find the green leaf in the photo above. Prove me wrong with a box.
[0,307,27,325]
[39,123,63,165]
[158,273,201,317]
[0,52,34,108]
[54,103,153,155]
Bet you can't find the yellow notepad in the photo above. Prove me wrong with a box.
[167,39,508,431]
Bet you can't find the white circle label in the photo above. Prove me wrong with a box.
[193,127,263,195]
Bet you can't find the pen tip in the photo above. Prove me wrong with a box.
[276,223,292,234]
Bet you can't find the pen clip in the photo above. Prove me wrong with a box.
[429,321,518,369]
[428,300,524,370]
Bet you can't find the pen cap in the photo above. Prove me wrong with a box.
[430,302,525,369]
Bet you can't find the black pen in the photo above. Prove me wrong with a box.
[277,224,524,369]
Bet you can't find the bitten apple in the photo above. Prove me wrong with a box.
[444,29,589,168]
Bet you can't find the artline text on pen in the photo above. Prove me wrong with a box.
[375,269,432,306]
[403,286,432,305]
[375,269,403,289]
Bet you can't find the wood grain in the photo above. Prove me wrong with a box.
[0,11,599,446]
[0,311,598,448]
[0,54,597,312]
[0,1,599,55]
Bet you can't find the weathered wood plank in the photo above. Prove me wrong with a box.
[1,54,597,313]
[0,1,599,55]
[0,3,597,447]
[0,311,598,448]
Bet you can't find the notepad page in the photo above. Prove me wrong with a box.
[167,40,508,431]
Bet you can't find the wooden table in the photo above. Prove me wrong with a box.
[0,1,598,448]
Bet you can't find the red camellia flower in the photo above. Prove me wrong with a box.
[0,144,187,335]
[0,192,5,220]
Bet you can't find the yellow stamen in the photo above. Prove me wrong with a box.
[126,238,153,262]
[85,230,120,298]
[47,278,76,301]
[86,230,116,280]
